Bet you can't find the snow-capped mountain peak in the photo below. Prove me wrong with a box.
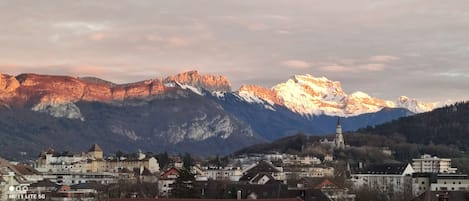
[271,74,347,116]
[237,74,439,116]
[395,96,438,113]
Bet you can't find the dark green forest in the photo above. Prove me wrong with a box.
[357,101,469,150]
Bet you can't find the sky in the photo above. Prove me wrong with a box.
[0,0,468,102]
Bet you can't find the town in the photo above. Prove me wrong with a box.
[0,119,466,201]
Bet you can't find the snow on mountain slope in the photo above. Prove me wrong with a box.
[238,74,438,116]
[395,96,439,113]
[272,75,347,116]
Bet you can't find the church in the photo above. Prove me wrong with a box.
[319,118,345,149]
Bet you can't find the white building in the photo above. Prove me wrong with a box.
[202,167,243,181]
[412,154,457,173]
[431,174,469,191]
[36,145,160,174]
[350,163,414,198]
[412,173,469,197]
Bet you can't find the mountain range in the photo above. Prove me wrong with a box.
[0,71,442,159]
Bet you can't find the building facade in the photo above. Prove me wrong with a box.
[350,163,414,199]
[412,154,457,173]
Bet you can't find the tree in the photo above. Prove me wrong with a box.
[172,168,196,198]
[183,152,194,169]
[156,152,169,169]
[115,150,124,158]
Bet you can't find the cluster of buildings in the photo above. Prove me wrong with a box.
[0,142,351,201]
[0,120,468,201]
[1,144,160,200]
[349,154,469,200]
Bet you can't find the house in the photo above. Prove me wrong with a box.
[12,163,43,183]
[240,160,285,183]
[200,166,243,181]
[350,163,414,199]
[50,185,97,201]
[229,181,289,200]
[289,177,356,201]
[158,167,180,197]
[28,179,58,194]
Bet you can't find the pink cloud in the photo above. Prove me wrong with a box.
[167,37,192,47]
[319,65,353,72]
[88,32,106,41]
[282,60,311,69]
[144,35,192,47]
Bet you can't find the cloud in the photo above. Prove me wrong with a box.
[368,55,399,62]
[54,21,107,35]
[319,65,353,72]
[143,35,192,47]
[69,66,109,76]
[88,32,106,41]
[319,63,385,73]
[166,36,192,47]
[282,60,311,69]
[434,72,469,78]
[357,63,386,71]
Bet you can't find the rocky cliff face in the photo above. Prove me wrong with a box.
[238,85,283,105]
[0,73,169,108]
[164,70,232,92]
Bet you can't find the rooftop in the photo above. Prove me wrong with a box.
[352,163,409,175]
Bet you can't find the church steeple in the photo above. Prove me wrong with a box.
[336,117,342,135]
[335,117,345,149]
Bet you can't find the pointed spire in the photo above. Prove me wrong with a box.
[337,117,341,126]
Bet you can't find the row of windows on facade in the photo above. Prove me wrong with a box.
[417,181,463,185]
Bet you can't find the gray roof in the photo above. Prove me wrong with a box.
[352,163,408,175]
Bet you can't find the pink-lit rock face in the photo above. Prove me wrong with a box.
[165,70,232,92]
[238,85,283,105]
[0,73,20,93]
[0,73,170,107]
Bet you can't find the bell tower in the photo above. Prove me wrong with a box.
[335,117,345,149]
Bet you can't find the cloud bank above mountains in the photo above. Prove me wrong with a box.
[0,0,468,102]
